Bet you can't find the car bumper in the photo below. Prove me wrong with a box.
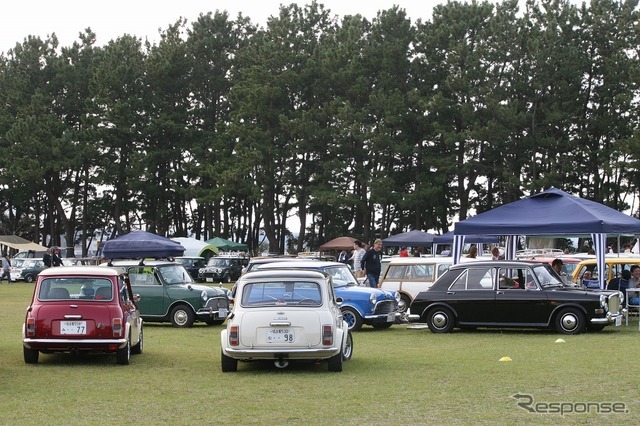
[196,308,229,320]
[363,312,398,322]
[590,312,623,325]
[222,346,340,360]
[23,338,128,350]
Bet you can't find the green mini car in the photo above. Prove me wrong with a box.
[107,260,230,327]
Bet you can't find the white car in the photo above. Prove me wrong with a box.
[221,269,353,372]
[379,257,453,314]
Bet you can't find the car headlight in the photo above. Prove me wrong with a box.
[599,295,607,310]
[394,292,401,302]
[370,293,376,304]
[201,290,208,302]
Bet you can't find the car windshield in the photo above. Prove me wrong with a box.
[533,265,565,288]
[39,277,114,300]
[241,281,322,307]
[321,266,358,288]
[208,258,232,267]
[157,265,194,284]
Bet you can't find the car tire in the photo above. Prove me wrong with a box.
[131,325,143,355]
[426,306,455,333]
[341,307,363,331]
[221,350,238,372]
[25,274,34,283]
[328,351,343,372]
[342,332,353,361]
[24,346,39,364]
[170,304,196,328]
[555,308,585,335]
[398,294,411,314]
[116,336,131,365]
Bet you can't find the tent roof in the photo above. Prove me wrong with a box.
[0,235,47,252]
[205,237,248,251]
[171,237,219,257]
[454,188,640,236]
[319,237,357,250]
[433,231,498,244]
[102,231,185,259]
[382,230,436,247]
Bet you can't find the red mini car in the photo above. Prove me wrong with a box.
[22,266,143,365]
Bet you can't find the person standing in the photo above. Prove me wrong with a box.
[337,249,349,264]
[361,239,383,288]
[399,247,409,257]
[349,240,366,278]
[43,249,52,267]
[52,247,63,267]
[1,254,12,284]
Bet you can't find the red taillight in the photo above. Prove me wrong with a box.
[229,325,239,346]
[112,318,123,337]
[322,324,333,345]
[26,317,36,337]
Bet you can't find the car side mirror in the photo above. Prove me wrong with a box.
[335,297,343,306]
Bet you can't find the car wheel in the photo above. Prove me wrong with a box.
[131,325,143,355]
[398,294,411,314]
[24,346,39,364]
[25,274,34,283]
[116,336,131,365]
[170,304,196,328]
[221,350,238,372]
[342,332,353,361]
[341,307,363,331]
[555,308,585,335]
[327,351,343,372]
[426,306,455,333]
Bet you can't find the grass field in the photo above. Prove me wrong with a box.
[0,282,638,425]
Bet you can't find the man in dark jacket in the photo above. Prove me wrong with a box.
[43,249,52,267]
[361,239,383,288]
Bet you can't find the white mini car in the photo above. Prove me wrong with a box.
[221,269,353,372]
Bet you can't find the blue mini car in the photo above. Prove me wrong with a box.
[254,260,401,330]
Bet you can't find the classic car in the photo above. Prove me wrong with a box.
[255,260,401,331]
[198,255,249,283]
[11,258,47,282]
[221,269,353,372]
[174,256,207,280]
[379,256,453,314]
[106,260,230,327]
[409,260,623,335]
[22,266,143,365]
[571,257,640,288]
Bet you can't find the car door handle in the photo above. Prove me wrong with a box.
[270,321,291,326]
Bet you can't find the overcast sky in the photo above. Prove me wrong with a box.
[1,1,447,54]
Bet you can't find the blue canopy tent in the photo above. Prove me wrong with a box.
[453,187,640,289]
[433,231,499,245]
[382,230,436,247]
[102,230,185,259]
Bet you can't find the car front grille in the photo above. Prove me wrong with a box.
[608,293,621,314]
[373,300,398,315]
[205,297,229,310]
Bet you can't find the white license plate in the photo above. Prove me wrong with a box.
[60,321,87,335]
[206,278,214,282]
[387,313,395,322]
[267,328,294,343]
[615,316,622,326]
[218,308,228,318]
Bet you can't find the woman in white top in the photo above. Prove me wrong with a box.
[350,240,366,278]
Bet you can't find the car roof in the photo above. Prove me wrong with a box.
[576,257,640,266]
[174,256,204,260]
[449,260,546,269]
[386,256,454,265]
[256,260,345,269]
[39,266,119,277]
[104,260,179,266]
[242,269,328,280]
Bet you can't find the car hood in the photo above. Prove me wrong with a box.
[335,284,396,299]
[171,283,228,296]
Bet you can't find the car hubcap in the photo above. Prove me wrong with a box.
[562,314,577,331]
[432,312,448,329]
[175,310,188,325]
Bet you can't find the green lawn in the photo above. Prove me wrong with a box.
[0,282,637,425]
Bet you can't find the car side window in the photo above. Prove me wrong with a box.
[498,268,528,289]
[128,267,159,286]
[410,264,434,280]
[450,268,494,290]
[386,265,408,279]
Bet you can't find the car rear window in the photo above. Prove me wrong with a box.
[241,281,322,307]
[39,278,114,301]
